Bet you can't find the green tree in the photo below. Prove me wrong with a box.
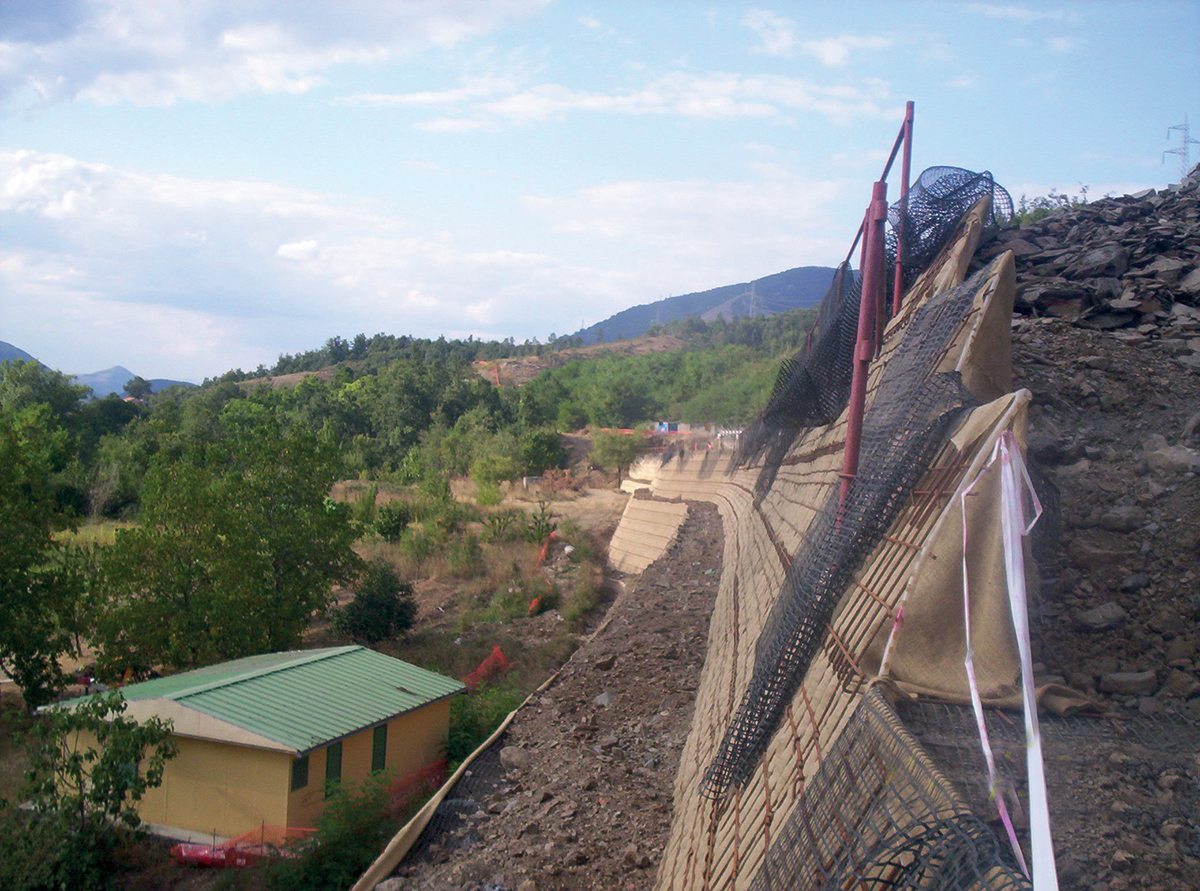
[94,420,359,675]
[591,430,645,486]
[122,376,152,400]
[519,426,566,475]
[0,692,176,891]
[331,560,417,644]
[0,404,80,708]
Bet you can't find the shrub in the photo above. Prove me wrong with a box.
[373,501,412,542]
[1009,186,1089,227]
[398,527,438,567]
[474,481,502,507]
[265,775,397,891]
[331,561,417,644]
[446,533,484,578]
[481,509,525,543]
[351,483,378,526]
[471,453,520,486]
[562,563,606,626]
[445,681,524,766]
[523,502,557,543]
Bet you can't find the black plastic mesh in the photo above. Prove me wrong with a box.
[735,262,860,498]
[701,263,999,799]
[888,167,1013,290]
[750,689,1029,891]
[736,167,1010,499]
[404,736,507,861]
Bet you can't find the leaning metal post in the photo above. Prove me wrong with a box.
[839,179,889,506]
[892,101,915,314]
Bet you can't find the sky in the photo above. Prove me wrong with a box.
[2,1,1198,383]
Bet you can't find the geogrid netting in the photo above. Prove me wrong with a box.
[888,167,1014,290]
[404,737,508,861]
[701,266,994,799]
[748,689,1028,891]
[734,262,861,497]
[735,168,1010,501]
[898,699,1200,848]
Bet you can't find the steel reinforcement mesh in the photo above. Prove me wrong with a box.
[889,167,1013,290]
[749,689,1028,891]
[700,264,996,799]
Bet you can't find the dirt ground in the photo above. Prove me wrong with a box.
[391,503,724,891]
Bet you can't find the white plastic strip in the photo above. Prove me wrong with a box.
[960,458,1028,877]
[994,430,1059,891]
[961,430,1060,888]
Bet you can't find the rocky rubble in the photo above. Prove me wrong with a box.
[977,163,1200,380]
[965,167,1200,891]
[392,505,724,891]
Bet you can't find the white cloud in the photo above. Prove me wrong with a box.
[743,9,797,57]
[277,240,319,260]
[340,75,517,108]
[1047,36,1080,53]
[523,172,850,288]
[361,70,893,129]
[0,149,634,378]
[742,10,891,67]
[0,0,549,109]
[800,35,892,68]
[967,4,1074,23]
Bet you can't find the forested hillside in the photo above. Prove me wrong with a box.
[0,302,817,716]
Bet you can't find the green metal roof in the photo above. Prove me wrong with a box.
[104,646,464,754]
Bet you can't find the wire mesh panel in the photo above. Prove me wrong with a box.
[750,689,1028,891]
[649,180,1031,891]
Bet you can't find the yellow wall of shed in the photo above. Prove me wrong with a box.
[70,696,455,839]
[137,736,292,838]
[287,699,452,828]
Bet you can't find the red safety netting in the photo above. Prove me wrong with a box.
[171,825,316,868]
[462,645,510,691]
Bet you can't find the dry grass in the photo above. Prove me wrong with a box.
[54,519,135,547]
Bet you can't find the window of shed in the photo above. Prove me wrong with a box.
[325,741,342,797]
[291,755,309,791]
[372,725,387,773]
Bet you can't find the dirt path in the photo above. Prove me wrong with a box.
[389,503,723,891]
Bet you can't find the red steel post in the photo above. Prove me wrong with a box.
[839,180,889,506]
[892,101,915,314]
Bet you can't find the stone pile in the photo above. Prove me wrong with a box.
[976,163,1200,376]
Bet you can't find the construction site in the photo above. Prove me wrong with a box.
[349,106,1200,891]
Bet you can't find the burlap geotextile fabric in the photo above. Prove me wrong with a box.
[635,199,1043,890]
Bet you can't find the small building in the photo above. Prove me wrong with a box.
[60,646,464,838]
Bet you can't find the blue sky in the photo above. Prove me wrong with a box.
[3,1,1197,382]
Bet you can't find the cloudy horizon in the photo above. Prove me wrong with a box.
[3,1,1197,381]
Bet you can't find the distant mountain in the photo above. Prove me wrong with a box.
[1,341,39,364]
[1,343,193,397]
[71,365,193,398]
[572,265,836,345]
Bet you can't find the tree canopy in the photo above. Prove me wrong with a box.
[93,419,359,675]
